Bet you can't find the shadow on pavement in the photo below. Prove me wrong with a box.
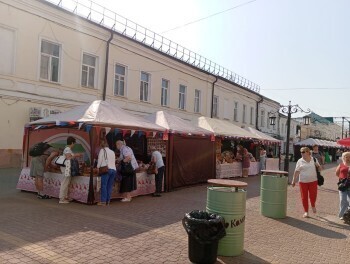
[315,216,350,231]
[318,187,339,194]
[275,217,347,239]
[218,251,270,263]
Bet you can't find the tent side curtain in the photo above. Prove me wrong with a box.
[170,136,215,189]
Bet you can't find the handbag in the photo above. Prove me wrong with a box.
[147,163,157,174]
[98,166,108,176]
[313,158,324,186]
[338,178,350,192]
[121,161,134,176]
[54,155,66,167]
[70,158,80,176]
[98,149,108,176]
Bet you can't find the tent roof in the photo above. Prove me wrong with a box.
[294,138,340,148]
[194,116,258,139]
[337,137,350,147]
[29,100,165,131]
[144,111,212,135]
[243,126,281,143]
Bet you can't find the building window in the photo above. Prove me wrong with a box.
[224,99,230,119]
[178,84,186,110]
[0,26,15,74]
[40,40,60,82]
[161,79,169,106]
[261,110,265,127]
[233,102,238,122]
[114,64,126,96]
[194,89,201,113]
[81,53,96,88]
[213,96,219,118]
[242,104,246,123]
[140,72,150,102]
[250,107,254,125]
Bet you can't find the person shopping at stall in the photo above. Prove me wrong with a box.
[242,148,253,178]
[312,145,324,169]
[259,146,267,174]
[335,151,350,220]
[97,140,116,206]
[150,146,165,197]
[116,140,138,202]
[30,143,58,199]
[59,136,82,204]
[291,147,321,218]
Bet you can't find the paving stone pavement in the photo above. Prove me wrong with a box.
[0,163,349,264]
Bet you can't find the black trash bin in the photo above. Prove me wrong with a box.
[182,210,226,264]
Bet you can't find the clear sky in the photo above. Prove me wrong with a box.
[97,0,350,118]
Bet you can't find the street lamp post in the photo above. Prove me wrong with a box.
[269,101,310,173]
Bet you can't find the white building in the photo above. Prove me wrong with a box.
[0,0,283,167]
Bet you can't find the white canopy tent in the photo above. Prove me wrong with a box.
[29,100,165,132]
[144,111,212,135]
[294,138,340,148]
[193,116,258,139]
[243,126,281,144]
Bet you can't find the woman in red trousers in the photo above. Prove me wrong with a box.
[292,147,321,218]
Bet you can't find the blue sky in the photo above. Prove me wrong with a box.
[97,0,350,118]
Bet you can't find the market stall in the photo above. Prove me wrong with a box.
[294,138,341,162]
[144,111,215,190]
[193,117,261,178]
[243,126,281,171]
[17,100,165,204]
[17,168,155,203]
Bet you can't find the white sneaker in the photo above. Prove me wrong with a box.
[121,198,131,202]
[340,217,344,220]
[303,212,309,218]
[59,200,70,204]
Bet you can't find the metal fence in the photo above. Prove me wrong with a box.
[46,0,260,93]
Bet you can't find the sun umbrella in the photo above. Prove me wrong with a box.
[337,138,350,147]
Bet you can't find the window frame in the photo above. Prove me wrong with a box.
[242,104,247,123]
[178,84,187,110]
[81,52,97,89]
[250,106,254,125]
[0,25,16,75]
[39,39,61,83]
[161,78,169,106]
[233,101,239,122]
[194,89,201,113]
[114,63,127,97]
[140,71,150,102]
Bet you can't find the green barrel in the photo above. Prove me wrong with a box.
[206,187,246,257]
[260,175,288,218]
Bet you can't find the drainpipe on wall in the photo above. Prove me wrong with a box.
[256,96,263,129]
[211,76,218,118]
[102,31,114,101]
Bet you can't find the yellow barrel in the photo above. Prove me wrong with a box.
[206,187,246,257]
[260,175,288,218]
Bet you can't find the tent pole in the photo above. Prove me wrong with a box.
[87,127,95,205]
[25,128,30,167]
[168,134,174,192]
